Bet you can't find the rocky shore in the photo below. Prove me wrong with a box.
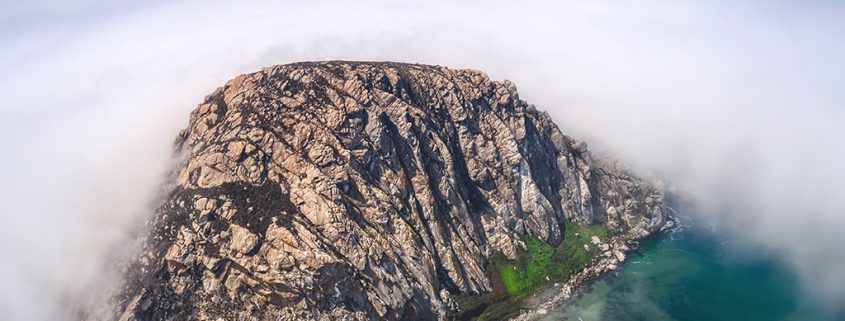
[514,206,679,321]
[512,230,647,320]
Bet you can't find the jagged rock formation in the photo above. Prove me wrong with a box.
[116,61,666,321]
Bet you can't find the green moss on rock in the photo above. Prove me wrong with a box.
[453,223,612,320]
[495,223,610,296]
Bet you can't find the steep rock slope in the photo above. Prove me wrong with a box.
[117,61,666,321]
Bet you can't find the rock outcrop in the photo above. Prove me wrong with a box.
[116,61,666,321]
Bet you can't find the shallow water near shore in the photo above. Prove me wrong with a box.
[544,222,845,321]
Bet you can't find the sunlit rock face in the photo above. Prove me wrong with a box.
[115,61,666,321]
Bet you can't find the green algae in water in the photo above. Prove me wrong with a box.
[547,226,845,321]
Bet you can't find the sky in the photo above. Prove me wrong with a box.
[1,1,844,320]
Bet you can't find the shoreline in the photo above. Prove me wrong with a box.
[512,216,679,321]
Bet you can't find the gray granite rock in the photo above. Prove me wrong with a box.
[115,61,667,321]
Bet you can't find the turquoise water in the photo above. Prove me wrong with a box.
[544,224,845,321]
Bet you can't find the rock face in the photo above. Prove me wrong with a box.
[116,61,666,321]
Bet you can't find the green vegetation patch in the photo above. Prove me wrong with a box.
[453,223,612,320]
[495,223,610,296]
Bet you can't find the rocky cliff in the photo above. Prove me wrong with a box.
[115,61,667,321]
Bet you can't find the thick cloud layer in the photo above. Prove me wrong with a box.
[1,1,843,319]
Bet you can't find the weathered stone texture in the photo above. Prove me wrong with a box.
[116,61,666,321]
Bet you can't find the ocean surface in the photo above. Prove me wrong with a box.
[543,221,845,321]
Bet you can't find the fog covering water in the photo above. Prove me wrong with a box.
[1,1,843,320]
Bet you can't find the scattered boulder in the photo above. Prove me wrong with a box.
[229,224,259,254]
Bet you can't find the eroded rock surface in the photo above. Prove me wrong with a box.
[116,61,666,321]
